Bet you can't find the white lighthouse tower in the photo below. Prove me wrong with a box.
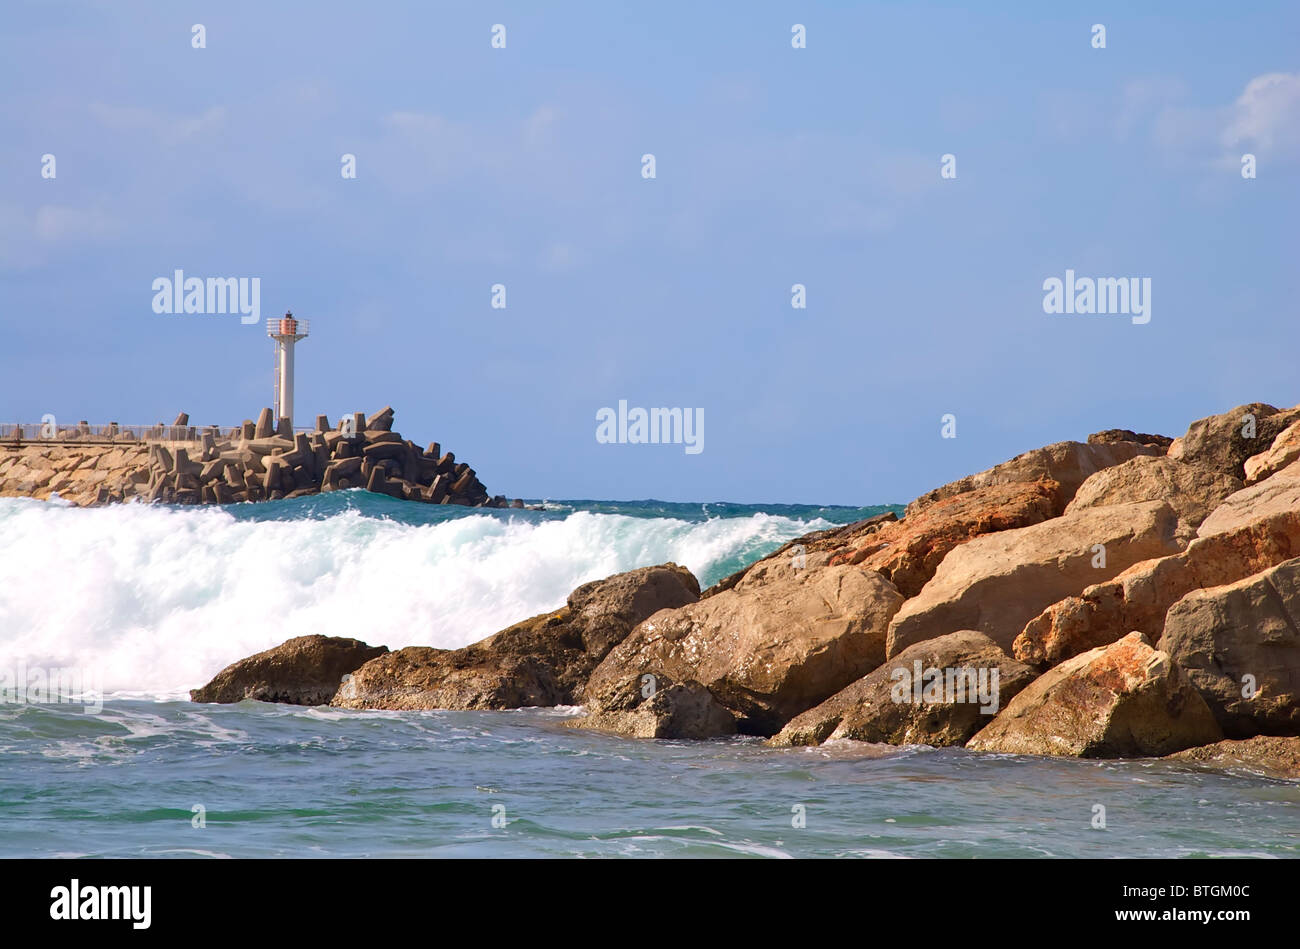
[267,311,310,426]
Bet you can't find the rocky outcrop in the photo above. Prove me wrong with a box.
[829,480,1065,597]
[966,633,1223,757]
[1244,420,1300,484]
[1013,496,1300,670]
[1168,402,1300,480]
[330,564,701,710]
[586,562,905,735]
[905,438,1164,517]
[190,635,389,705]
[769,630,1036,748]
[1165,736,1300,779]
[569,673,736,739]
[1196,460,1300,537]
[887,501,1182,658]
[0,407,510,508]
[1064,455,1242,545]
[1158,557,1300,737]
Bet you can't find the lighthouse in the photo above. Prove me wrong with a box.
[267,311,310,426]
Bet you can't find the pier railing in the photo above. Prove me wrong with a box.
[0,422,316,444]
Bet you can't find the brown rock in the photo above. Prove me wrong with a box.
[1165,735,1300,779]
[1196,460,1300,537]
[332,564,701,710]
[1015,499,1300,670]
[586,562,905,735]
[906,439,1164,517]
[1168,402,1300,480]
[887,501,1182,658]
[570,673,736,740]
[190,635,389,705]
[1244,419,1300,484]
[830,480,1065,597]
[1065,455,1243,544]
[1158,557,1300,737]
[967,632,1223,757]
[769,631,1036,748]
[1087,428,1173,450]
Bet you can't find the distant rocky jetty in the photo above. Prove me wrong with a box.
[191,400,1300,778]
[0,406,516,508]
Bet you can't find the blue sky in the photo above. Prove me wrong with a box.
[1,1,1297,504]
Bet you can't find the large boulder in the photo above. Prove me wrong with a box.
[1196,459,1300,537]
[1244,419,1300,484]
[1065,455,1242,544]
[887,501,1182,658]
[586,563,905,735]
[1015,496,1300,670]
[830,480,1066,598]
[1168,402,1300,480]
[769,630,1036,748]
[967,632,1223,757]
[1158,557,1300,737]
[331,564,700,710]
[569,673,736,740]
[905,439,1164,517]
[190,635,389,705]
[1165,736,1300,779]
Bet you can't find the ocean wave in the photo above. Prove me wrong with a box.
[0,498,831,698]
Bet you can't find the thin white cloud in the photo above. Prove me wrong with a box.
[88,103,228,145]
[1221,72,1300,155]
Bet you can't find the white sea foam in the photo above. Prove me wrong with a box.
[0,498,826,699]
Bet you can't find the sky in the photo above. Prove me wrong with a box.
[1,1,1297,505]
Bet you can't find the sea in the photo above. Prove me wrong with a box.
[0,493,1296,858]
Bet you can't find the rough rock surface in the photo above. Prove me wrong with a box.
[1015,501,1300,669]
[190,635,389,705]
[1065,455,1242,544]
[829,480,1065,597]
[1168,402,1300,480]
[887,501,1182,658]
[966,633,1223,758]
[1165,736,1300,779]
[586,563,905,735]
[905,439,1164,517]
[569,673,736,739]
[330,564,700,710]
[1244,420,1300,484]
[1196,460,1300,537]
[1158,557,1300,737]
[769,631,1036,748]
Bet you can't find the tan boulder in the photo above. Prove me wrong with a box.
[830,480,1065,597]
[190,635,389,705]
[1158,557,1300,737]
[586,563,905,735]
[967,632,1223,757]
[1065,455,1242,544]
[905,439,1163,517]
[887,500,1181,658]
[1164,735,1300,779]
[1244,419,1300,484]
[769,630,1036,748]
[568,673,736,740]
[1196,459,1300,537]
[1168,402,1300,479]
[331,564,701,710]
[1014,507,1300,669]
